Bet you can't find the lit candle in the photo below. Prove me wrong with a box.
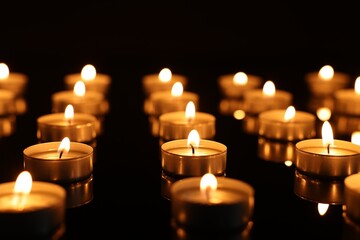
[258,106,316,141]
[243,80,292,115]
[344,173,360,224]
[23,138,94,208]
[0,171,66,238]
[305,64,351,97]
[0,89,17,137]
[170,173,254,232]
[217,71,263,99]
[161,130,227,200]
[158,101,216,144]
[51,80,108,135]
[64,64,112,96]
[295,121,360,178]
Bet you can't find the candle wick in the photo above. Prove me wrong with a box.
[327,144,330,154]
[59,150,63,159]
[190,144,195,154]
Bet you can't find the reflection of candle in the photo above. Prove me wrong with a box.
[217,72,263,99]
[305,65,350,97]
[334,76,360,115]
[0,171,66,238]
[295,121,360,178]
[258,106,316,141]
[344,173,360,223]
[64,64,111,96]
[243,80,292,115]
[170,173,254,231]
[158,101,216,143]
[0,89,17,137]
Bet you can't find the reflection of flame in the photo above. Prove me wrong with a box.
[171,82,183,97]
[159,68,172,82]
[262,80,276,96]
[351,131,360,145]
[187,129,200,148]
[233,72,248,85]
[318,65,334,80]
[81,64,96,81]
[284,106,295,122]
[316,107,331,121]
[318,203,329,216]
[0,63,9,80]
[322,121,334,148]
[233,110,246,120]
[185,101,195,121]
[284,160,292,167]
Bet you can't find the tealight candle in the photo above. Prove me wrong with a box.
[258,106,316,141]
[170,173,255,232]
[161,130,227,200]
[0,171,66,238]
[158,101,216,144]
[64,64,112,96]
[243,80,292,115]
[305,64,351,97]
[217,71,263,99]
[295,121,360,178]
[334,76,360,116]
[0,89,17,137]
[344,173,360,224]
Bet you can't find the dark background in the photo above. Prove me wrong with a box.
[1,1,360,239]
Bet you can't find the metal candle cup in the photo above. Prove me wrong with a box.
[344,173,360,224]
[170,176,254,232]
[64,72,111,96]
[295,139,360,178]
[217,73,262,99]
[334,89,360,115]
[0,181,66,238]
[0,72,28,97]
[305,71,350,97]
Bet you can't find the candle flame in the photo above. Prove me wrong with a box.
[355,77,360,94]
[233,72,248,85]
[64,104,74,121]
[351,131,360,145]
[74,80,86,96]
[322,121,334,148]
[284,160,293,167]
[187,129,200,148]
[81,64,96,81]
[171,81,183,97]
[58,137,71,157]
[262,80,276,96]
[318,203,329,216]
[159,68,172,82]
[316,107,331,121]
[318,65,334,80]
[284,106,296,122]
[185,101,196,121]
[0,63,9,80]
[14,171,32,194]
[200,173,217,201]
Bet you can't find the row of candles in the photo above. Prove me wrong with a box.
[0,63,111,238]
[142,66,360,237]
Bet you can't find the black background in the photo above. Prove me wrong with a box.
[1,1,360,239]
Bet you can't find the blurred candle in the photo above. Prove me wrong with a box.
[0,89,17,137]
[334,76,360,115]
[344,173,360,224]
[0,171,66,238]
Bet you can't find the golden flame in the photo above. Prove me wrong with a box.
[284,106,296,122]
[322,121,334,148]
[187,129,200,148]
[0,63,10,80]
[318,65,334,80]
[81,64,96,81]
[318,203,329,216]
[185,101,196,120]
[351,131,360,145]
[171,81,183,97]
[316,107,331,121]
[64,104,74,120]
[262,80,276,96]
[284,160,293,167]
[58,137,71,157]
[233,72,248,85]
[14,171,32,194]
[74,80,86,97]
[200,173,217,197]
[355,77,360,94]
[158,68,172,82]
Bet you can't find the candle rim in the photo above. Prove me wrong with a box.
[37,112,97,127]
[296,139,360,156]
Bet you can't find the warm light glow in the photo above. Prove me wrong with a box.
[185,101,196,121]
[81,64,96,81]
[58,137,70,157]
[0,63,9,79]
[64,104,74,120]
[187,129,200,148]
[159,68,172,82]
[318,203,329,216]
[262,80,276,96]
[233,110,246,120]
[200,173,217,198]
[171,81,183,97]
[318,65,334,80]
[284,160,293,167]
[14,171,32,194]
[74,80,86,96]
[355,77,360,94]
[322,121,334,148]
[233,72,248,85]
[351,131,360,145]
[316,107,331,121]
[284,106,296,122]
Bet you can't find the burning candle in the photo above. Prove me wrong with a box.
[23,138,94,208]
[64,64,111,96]
[170,173,255,232]
[158,101,216,144]
[258,106,316,141]
[334,76,360,116]
[344,173,360,224]
[295,121,360,178]
[217,71,263,99]
[161,130,227,199]
[305,64,351,97]
[0,171,66,238]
